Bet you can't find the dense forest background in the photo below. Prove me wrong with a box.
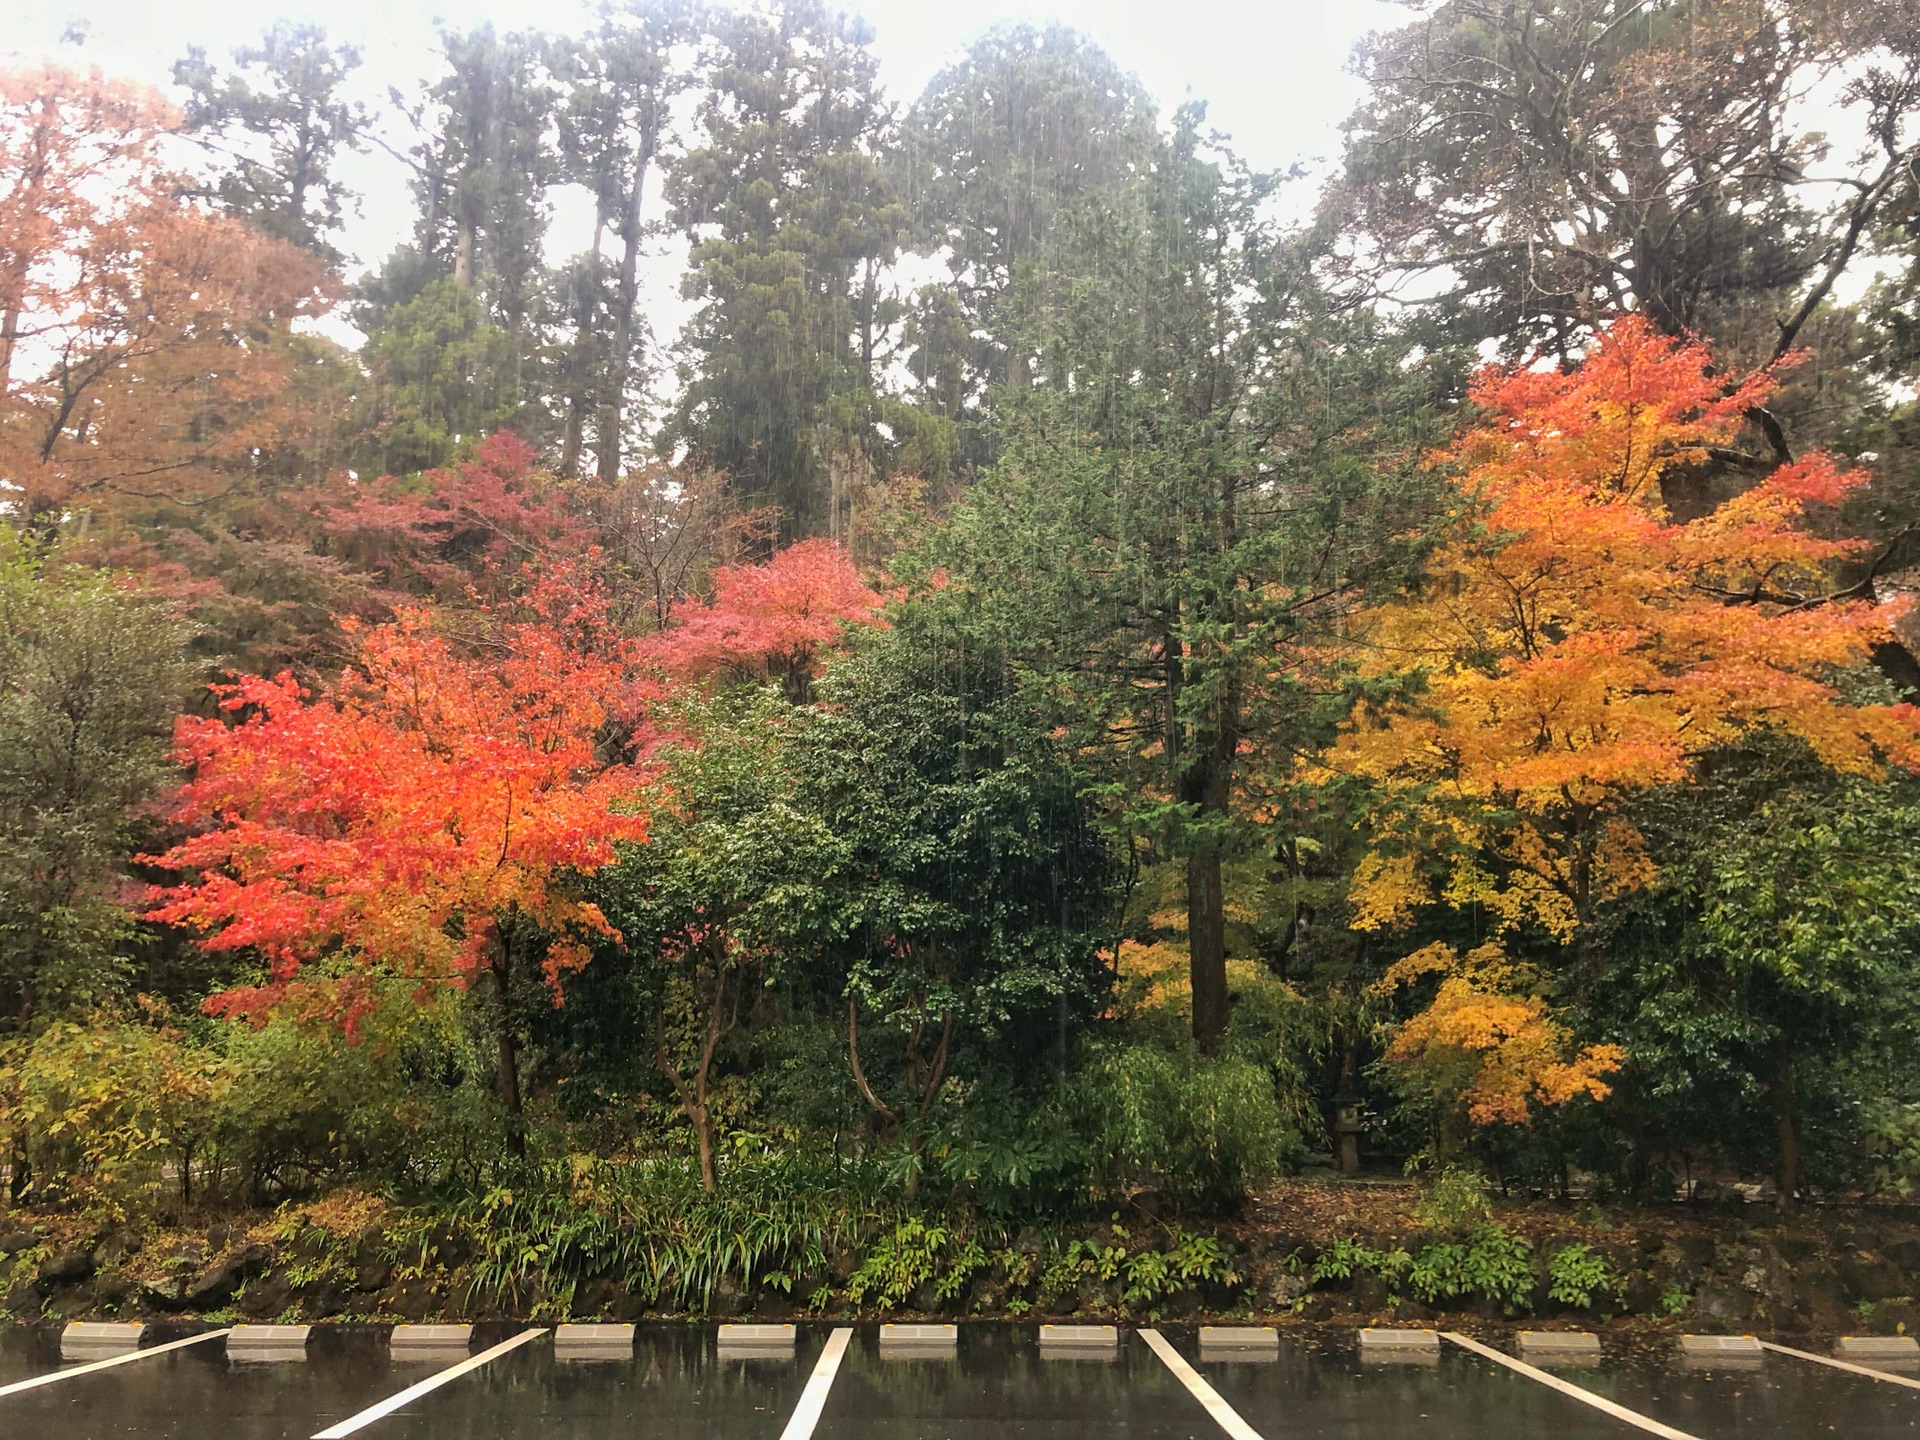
[5,0,1920,1264]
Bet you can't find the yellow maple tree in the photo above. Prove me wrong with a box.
[1328,318,1920,1122]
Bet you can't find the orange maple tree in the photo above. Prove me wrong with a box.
[644,537,887,698]
[144,565,649,1134]
[1328,317,1920,1124]
[0,62,332,529]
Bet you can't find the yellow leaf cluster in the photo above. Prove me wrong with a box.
[1329,320,1918,945]
[1112,937,1190,1019]
[1374,943,1625,1126]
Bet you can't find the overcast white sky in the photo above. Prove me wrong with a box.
[8,0,1408,351]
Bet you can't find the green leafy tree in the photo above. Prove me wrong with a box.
[551,2,705,482]
[1328,0,1920,468]
[418,25,556,324]
[355,25,555,451]
[1842,165,1920,653]
[353,276,520,475]
[1324,4,1920,737]
[590,693,843,1188]
[902,25,1158,427]
[793,629,1119,1149]
[0,542,193,1033]
[355,28,556,422]
[1585,750,1920,1203]
[2,1008,222,1212]
[932,109,1444,1055]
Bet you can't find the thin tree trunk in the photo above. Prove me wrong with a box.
[692,1100,715,1191]
[1187,844,1229,1056]
[596,132,656,484]
[0,128,54,389]
[560,374,588,478]
[497,1022,523,1150]
[1179,702,1238,1058]
[847,995,898,1124]
[9,1127,28,1202]
[453,219,475,288]
[1182,396,1243,1056]
[657,957,732,1191]
[658,1048,718,1191]
[0,304,22,392]
[1773,1033,1798,1208]
[490,937,525,1157]
[1162,632,1230,1056]
[288,131,313,242]
[559,215,605,477]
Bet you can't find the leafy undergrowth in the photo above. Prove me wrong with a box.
[392,1156,1244,1321]
[1306,1226,1605,1315]
[3,1171,1918,1333]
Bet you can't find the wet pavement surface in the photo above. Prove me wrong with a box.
[0,1323,1914,1438]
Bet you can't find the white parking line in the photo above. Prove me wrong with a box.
[777,1327,853,1440]
[0,1328,233,1399]
[1139,1329,1267,1440]
[1758,1339,1920,1391]
[1442,1332,1702,1440]
[310,1327,548,1439]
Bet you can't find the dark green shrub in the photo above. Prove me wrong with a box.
[1087,1043,1294,1209]
[1546,1242,1623,1309]
[1313,1224,1535,1312]
[1405,1224,1534,1310]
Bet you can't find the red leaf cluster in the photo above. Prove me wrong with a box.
[321,432,587,603]
[643,538,887,686]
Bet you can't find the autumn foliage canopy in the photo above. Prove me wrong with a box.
[139,524,888,1023]
[320,432,585,603]
[12,1,1920,1218]
[1330,318,1920,1124]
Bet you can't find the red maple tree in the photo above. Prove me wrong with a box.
[644,538,887,699]
[144,565,648,1135]
[320,432,586,604]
